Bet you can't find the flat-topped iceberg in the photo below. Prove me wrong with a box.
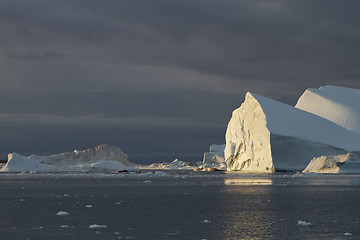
[0,144,133,172]
[296,85,360,135]
[225,92,360,172]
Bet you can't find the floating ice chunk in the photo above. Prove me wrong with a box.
[297,220,312,226]
[203,220,211,223]
[144,180,152,183]
[302,153,360,174]
[89,224,108,229]
[344,232,352,236]
[60,225,69,228]
[56,211,70,216]
[85,205,93,208]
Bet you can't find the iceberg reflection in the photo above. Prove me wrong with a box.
[224,178,273,186]
[219,180,275,239]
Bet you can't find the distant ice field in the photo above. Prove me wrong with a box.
[1,171,360,239]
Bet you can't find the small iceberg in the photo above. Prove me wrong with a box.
[297,220,312,226]
[56,211,70,216]
[89,224,108,229]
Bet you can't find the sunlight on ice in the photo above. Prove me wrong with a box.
[224,178,272,186]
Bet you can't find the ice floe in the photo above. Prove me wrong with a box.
[89,224,108,229]
[297,220,312,226]
[56,211,70,216]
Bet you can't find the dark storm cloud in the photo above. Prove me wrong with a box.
[1,0,360,162]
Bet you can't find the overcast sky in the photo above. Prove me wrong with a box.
[1,0,360,163]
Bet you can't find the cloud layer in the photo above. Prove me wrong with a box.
[1,0,360,162]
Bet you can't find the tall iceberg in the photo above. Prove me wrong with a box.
[225,92,360,172]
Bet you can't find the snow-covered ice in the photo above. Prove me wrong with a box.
[296,85,360,134]
[225,92,360,172]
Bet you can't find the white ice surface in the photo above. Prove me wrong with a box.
[1,153,55,172]
[254,92,360,149]
[296,85,360,134]
[302,153,360,174]
[225,92,360,172]
[56,211,70,216]
[89,224,108,229]
[0,144,133,172]
[143,159,198,170]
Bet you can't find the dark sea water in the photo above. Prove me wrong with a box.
[1,171,360,240]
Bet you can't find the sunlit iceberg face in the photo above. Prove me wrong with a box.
[225,89,360,173]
